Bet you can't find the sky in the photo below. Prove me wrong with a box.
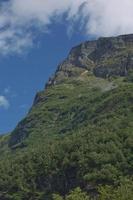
[0,0,133,134]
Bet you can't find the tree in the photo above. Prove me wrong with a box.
[66,188,90,200]
[53,194,63,200]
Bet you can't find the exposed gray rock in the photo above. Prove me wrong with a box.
[46,34,133,87]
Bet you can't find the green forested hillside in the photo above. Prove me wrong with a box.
[0,34,133,200]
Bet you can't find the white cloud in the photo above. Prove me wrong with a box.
[0,96,10,109]
[0,0,133,54]
[84,0,133,36]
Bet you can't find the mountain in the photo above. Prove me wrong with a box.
[0,34,133,200]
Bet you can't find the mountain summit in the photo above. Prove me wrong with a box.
[46,34,133,87]
[0,34,133,200]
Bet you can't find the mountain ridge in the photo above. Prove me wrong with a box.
[0,33,133,200]
[8,33,133,148]
[45,34,133,88]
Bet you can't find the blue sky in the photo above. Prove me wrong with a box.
[0,22,87,134]
[0,0,133,134]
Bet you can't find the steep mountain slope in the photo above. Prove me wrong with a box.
[0,34,133,200]
[9,34,133,149]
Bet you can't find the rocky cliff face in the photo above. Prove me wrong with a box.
[8,34,133,148]
[46,34,133,87]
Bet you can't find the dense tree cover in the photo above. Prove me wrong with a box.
[0,133,133,200]
[98,178,133,200]
[53,179,133,200]
[0,75,132,199]
[53,188,90,200]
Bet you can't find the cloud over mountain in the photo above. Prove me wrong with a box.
[0,0,133,54]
